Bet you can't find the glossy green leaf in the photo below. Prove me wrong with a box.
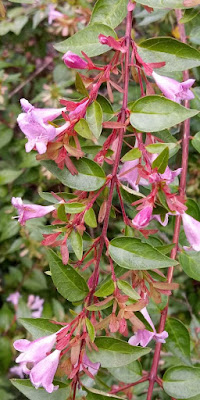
[109,237,178,270]
[75,73,89,97]
[41,158,106,192]
[192,131,200,153]
[86,101,103,139]
[109,361,142,384]
[74,119,93,140]
[90,0,128,28]
[135,0,195,7]
[138,37,200,72]
[165,318,191,365]
[152,147,169,174]
[179,251,200,281]
[86,388,123,400]
[63,202,86,214]
[87,337,150,368]
[84,208,97,228]
[186,199,200,221]
[163,366,200,399]
[130,96,199,132]
[180,8,200,23]
[19,318,62,340]
[86,318,95,342]
[11,379,70,400]
[94,279,115,297]
[54,23,117,56]
[69,229,83,260]
[117,280,140,300]
[87,299,113,311]
[121,148,142,162]
[47,249,89,301]
[146,142,180,158]
[57,204,67,222]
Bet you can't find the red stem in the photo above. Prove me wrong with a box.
[110,376,148,394]
[146,10,190,399]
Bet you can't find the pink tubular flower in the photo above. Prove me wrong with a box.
[9,364,25,379]
[13,333,57,365]
[48,4,64,25]
[17,98,69,154]
[81,353,100,376]
[152,71,195,103]
[30,349,61,393]
[27,295,44,318]
[7,291,21,307]
[98,34,126,53]
[132,206,153,229]
[128,307,168,347]
[12,197,55,226]
[118,159,139,191]
[182,212,200,251]
[62,51,88,69]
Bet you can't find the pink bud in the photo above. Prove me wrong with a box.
[62,51,88,69]
[132,206,153,229]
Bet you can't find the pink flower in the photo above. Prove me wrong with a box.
[128,307,168,347]
[182,212,200,251]
[69,99,89,120]
[12,197,55,226]
[62,51,88,69]
[27,295,44,318]
[48,4,64,25]
[7,291,20,307]
[132,206,153,229]
[81,353,100,376]
[30,349,61,393]
[13,333,57,365]
[9,364,25,379]
[98,34,126,53]
[160,166,182,183]
[152,71,195,103]
[118,159,139,191]
[17,98,69,154]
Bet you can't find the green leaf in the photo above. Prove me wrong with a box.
[90,0,128,29]
[192,131,200,153]
[117,280,140,300]
[130,96,199,132]
[57,202,86,214]
[86,388,123,400]
[87,299,113,311]
[97,95,114,115]
[138,37,200,72]
[180,8,200,23]
[22,270,47,292]
[86,101,103,139]
[11,379,70,400]
[84,208,97,228]
[155,244,175,255]
[57,204,67,222]
[47,249,89,301]
[86,317,95,342]
[146,142,180,157]
[19,318,62,339]
[135,0,193,8]
[87,337,150,368]
[179,251,200,281]
[0,337,12,374]
[54,23,117,57]
[109,361,142,384]
[69,229,83,260]
[163,366,200,399]
[121,148,142,162]
[0,169,22,185]
[165,318,191,365]
[41,158,106,192]
[74,119,93,140]
[186,199,200,221]
[0,125,13,149]
[75,73,89,97]
[152,147,169,174]
[109,237,178,270]
[94,279,115,297]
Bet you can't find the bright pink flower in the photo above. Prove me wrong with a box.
[62,51,88,69]
[7,291,20,307]
[48,4,64,24]
[128,307,168,347]
[80,353,100,376]
[30,349,61,393]
[13,333,57,365]
[17,98,69,154]
[69,99,89,120]
[152,71,195,103]
[12,197,55,226]
[132,205,153,229]
[98,34,126,53]
[182,212,200,251]
[27,295,44,318]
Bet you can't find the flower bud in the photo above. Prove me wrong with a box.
[62,51,88,69]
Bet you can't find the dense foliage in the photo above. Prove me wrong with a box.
[1,1,200,400]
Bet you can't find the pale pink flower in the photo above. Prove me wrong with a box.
[128,307,168,347]
[12,197,55,226]
[132,206,153,229]
[9,364,25,379]
[27,295,44,318]
[80,353,100,376]
[17,98,69,154]
[62,51,88,69]
[13,333,57,365]
[152,71,195,103]
[7,291,21,307]
[118,159,139,191]
[48,4,64,25]
[30,349,61,393]
[182,212,200,251]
